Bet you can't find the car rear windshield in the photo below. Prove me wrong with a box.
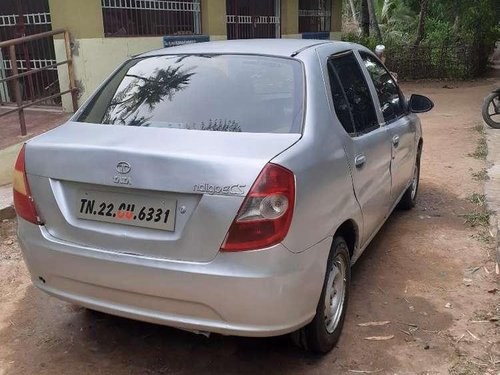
[77,54,304,134]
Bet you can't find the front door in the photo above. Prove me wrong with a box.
[226,0,280,39]
[359,52,417,200]
[327,51,392,246]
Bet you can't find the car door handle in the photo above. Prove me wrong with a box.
[392,135,400,147]
[354,154,366,169]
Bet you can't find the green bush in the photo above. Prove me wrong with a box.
[341,0,499,80]
[341,33,488,80]
[342,33,379,51]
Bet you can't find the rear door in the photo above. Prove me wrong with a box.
[326,52,392,246]
[359,52,417,201]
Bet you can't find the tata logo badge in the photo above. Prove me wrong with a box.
[116,161,131,174]
[114,161,132,185]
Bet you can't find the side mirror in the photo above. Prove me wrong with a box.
[409,94,434,113]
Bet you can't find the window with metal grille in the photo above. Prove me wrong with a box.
[101,0,201,37]
[0,0,59,105]
[299,0,331,33]
[226,0,280,40]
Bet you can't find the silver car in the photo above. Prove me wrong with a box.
[14,39,433,353]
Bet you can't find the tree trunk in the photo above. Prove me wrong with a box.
[348,0,358,25]
[367,0,382,41]
[361,0,370,37]
[414,0,427,46]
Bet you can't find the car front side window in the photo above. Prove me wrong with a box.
[360,52,406,123]
[328,52,379,136]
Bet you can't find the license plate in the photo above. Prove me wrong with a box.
[76,190,176,231]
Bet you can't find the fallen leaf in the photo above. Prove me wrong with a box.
[463,278,473,286]
[358,321,391,327]
[496,263,499,275]
[348,370,383,374]
[364,335,394,341]
[487,288,497,294]
[445,303,452,309]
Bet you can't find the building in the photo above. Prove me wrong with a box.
[1,0,342,111]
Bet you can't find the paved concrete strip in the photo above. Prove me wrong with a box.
[0,184,14,220]
[485,125,500,262]
[0,142,23,186]
[0,142,21,220]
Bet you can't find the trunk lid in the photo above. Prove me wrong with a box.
[26,122,300,262]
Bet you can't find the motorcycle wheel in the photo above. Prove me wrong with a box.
[482,92,500,129]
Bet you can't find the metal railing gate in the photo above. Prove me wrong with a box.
[0,0,60,106]
[0,29,78,135]
[226,0,280,40]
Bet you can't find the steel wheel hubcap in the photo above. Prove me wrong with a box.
[324,254,347,334]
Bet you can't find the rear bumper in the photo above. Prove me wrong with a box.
[17,218,331,337]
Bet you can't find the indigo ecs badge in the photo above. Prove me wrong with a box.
[193,183,246,196]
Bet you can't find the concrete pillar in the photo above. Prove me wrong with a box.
[201,0,227,40]
[48,0,104,39]
[330,0,342,40]
[281,0,300,38]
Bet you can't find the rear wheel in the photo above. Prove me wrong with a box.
[398,152,421,210]
[292,236,351,353]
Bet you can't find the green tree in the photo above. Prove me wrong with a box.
[414,0,427,45]
[367,0,383,41]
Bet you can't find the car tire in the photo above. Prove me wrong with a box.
[398,151,421,210]
[291,236,351,353]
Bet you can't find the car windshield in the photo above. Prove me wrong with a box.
[77,54,304,134]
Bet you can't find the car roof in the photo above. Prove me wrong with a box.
[137,39,359,59]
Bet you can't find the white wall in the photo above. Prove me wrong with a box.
[54,37,164,112]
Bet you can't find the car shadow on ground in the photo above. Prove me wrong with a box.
[1,183,460,374]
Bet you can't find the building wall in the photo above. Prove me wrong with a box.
[201,0,227,40]
[49,0,103,39]
[49,0,342,111]
[54,37,164,111]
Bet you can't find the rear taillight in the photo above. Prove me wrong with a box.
[221,163,295,252]
[13,144,42,225]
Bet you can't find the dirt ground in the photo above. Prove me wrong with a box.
[0,108,70,149]
[0,78,499,375]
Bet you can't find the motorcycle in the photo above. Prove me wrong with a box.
[482,88,500,129]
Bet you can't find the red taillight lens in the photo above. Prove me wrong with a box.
[221,163,295,252]
[13,144,42,225]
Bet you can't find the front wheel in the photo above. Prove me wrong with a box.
[291,236,351,353]
[482,92,500,129]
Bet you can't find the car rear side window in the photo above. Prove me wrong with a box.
[360,52,406,123]
[327,60,355,135]
[328,52,379,135]
[77,54,304,134]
